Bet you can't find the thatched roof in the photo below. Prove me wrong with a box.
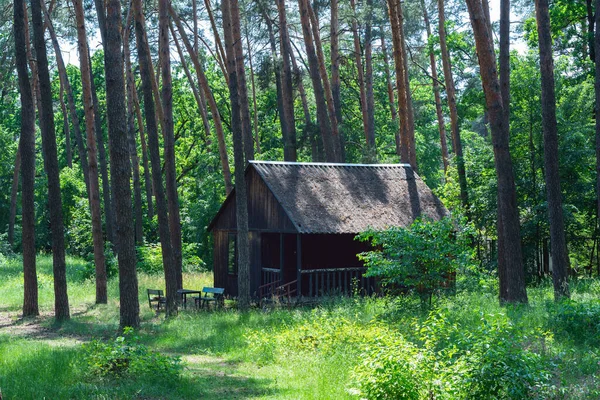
[247,161,448,234]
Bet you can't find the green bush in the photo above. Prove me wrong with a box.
[548,300,600,346]
[80,327,182,381]
[352,333,426,400]
[136,243,164,274]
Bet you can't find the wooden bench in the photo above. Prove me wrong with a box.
[195,287,225,310]
[147,289,166,311]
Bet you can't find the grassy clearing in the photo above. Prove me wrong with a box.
[1,255,600,399]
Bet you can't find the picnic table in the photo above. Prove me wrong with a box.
[177,288,202,309]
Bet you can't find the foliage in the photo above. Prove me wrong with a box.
[547,299,600,346]
[80,327,182,381]
[358,217,474,306]
[136,243,165,275]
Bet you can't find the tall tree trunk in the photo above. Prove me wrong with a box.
[204,0,228,80]
[535,0,570,300]
[245,23,260,154]
[466,0,528,304]
[31,0,70,320]
[73,0,107,304]
[350,0,371,152]
[159,0,183,296]
[380,28,401,156]
[124,19,144,245]
[307,1,342,160]
[106,0,140,327]
[387,0,410,164]
[134,0,176,317]
[230,0,255,161]
[222,0,250,309]
[422,0,449,174]
[438,0,468,208]
[595,0,600,279]
[587,0,595,62]
[275,0,297,161]
[14,0,38,318]
[43,0,89,193]
[365,0,376,157]
[288,39,312,129]
[298,0,337,162]
[132,80,154,220]
[59,80,72,168]
[330,0,342,124]
[170,6,233,194]
[8,146,21,248]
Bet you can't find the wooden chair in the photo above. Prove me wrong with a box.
[147,289,166,311]
[195,287,225,310]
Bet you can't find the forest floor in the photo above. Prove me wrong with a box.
[1,255,600,399]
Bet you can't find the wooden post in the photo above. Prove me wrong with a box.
[296,234,302,297]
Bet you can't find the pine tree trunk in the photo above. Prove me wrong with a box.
[245,25,260,154]
[330,0,342,124]
[31,0,70,320]
[106,0,140,327]
[438,0,468,208]
[466,0,528,304]
[133,0,176,318]
[380,28,401,156]
[59,80,72,168]
[535,0,570,300]
[230,0,255,162]
[73,0,107,304]
[307,2,342,161]
[159,0,183,297]
[298,0,337,162]
[170,6,233,194]
[131,79,154,220]
[365,0,376,157]
[14,0,38,318]
[275,0,297,161]
[124,21,144,245]
[422,0,449,174]
[350,0,371,152]
[595,0,600,277]
[203,0,228,80]
[43,1,89,193]
[222,0,251,309]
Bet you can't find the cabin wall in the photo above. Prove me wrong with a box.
[213,231,228,293]
[301,234,370,270]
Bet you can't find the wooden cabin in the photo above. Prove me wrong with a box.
[207,161,448,299]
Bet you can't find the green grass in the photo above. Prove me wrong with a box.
[1,255,600,399]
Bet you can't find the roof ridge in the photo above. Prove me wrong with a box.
[249,160,412,168]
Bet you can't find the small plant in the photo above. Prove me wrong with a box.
[358,217,474,307]
[80,327,182,381]
[547,299,600,346]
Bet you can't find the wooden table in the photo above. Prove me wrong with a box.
[177,289,201,309]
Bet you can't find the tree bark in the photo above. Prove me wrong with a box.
[59,80,72,168]
[124,18,145,245]
[350,0,371,153]
[535,0,570,300]
[466,0,528,304]
[31,0,70,320]
[595,0,600,282]
[330,0,342,125]
[380,28,401,156]
[222,0,251,309]
[438,0,468,208]
[245,23,260,154]
[298,0,337,162]
[230,0,255,162]
[307,1,342,161]
[14,0,38,318]
[134,0,176,318]
[170,6,233,194]
[422,0,449,174]
[73,0,107,304]
[204,0,228,81]
[159,0,184,297]
[365,0,376,157]
[275,0,297,161]
[106,0,140,327]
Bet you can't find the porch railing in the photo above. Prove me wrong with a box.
[300,267,375,297]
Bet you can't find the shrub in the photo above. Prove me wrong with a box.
[80,327,182,381]
[358,217,474,307]
[136,243,164,274]
[352,333,427,400]
[548,300,600,346]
